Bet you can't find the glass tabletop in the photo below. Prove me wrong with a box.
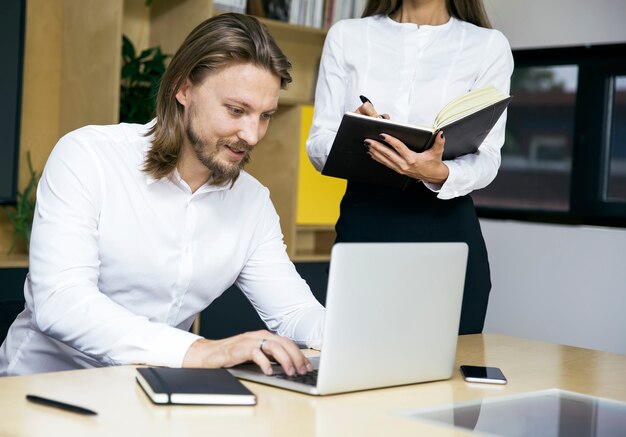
[398,389,626,437]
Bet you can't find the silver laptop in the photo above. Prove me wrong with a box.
[229,242,468,396]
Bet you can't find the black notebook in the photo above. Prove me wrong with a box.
[322,85,512,190]
[136,367,256,406]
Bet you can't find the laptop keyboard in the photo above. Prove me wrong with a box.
[274,369,319,386]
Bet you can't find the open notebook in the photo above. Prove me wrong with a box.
[322,85,511,189]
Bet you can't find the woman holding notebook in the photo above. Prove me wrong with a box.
[306,0,513,334]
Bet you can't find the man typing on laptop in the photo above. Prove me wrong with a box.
[0,14,323,378]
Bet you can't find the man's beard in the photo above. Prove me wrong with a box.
[185,118,252,186]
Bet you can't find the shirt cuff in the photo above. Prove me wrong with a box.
[422,162,458,199]
[301,309,325,350]
[150,327,203,368]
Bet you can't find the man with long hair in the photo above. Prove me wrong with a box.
[1,13,323,377]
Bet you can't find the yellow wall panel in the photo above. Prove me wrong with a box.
[296,105,346,225]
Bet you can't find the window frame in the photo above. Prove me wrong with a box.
[476,43,626,228]
[0,0,26,205]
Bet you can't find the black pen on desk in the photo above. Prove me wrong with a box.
[26,394,98,416]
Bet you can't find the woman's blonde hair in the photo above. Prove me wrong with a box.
[362,0,491,28]
[144,13,292,179]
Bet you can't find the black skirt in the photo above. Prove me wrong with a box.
[335,180,491,335]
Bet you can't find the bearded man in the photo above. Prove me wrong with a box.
[1,13,324,377]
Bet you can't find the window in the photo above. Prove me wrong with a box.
[607,76,626,202]
[475,44,626,227]
[474,65,577,211]
[0,0,26,204]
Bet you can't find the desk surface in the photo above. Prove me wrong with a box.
[1,334,625,436]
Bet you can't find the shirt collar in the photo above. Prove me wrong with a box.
[381,14,456,32]
[145,165,233,194]
[141,120,234,193]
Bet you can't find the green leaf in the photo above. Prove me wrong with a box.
[120,35,170,124]
[122,35,136,61]
[3,150,38,254]
[138,47,157,60]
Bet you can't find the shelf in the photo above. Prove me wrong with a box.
[211,8,327,40]
[278,95,314,107]
[296,224,336,232]
[255,17,327,44]
[293,225,335,261]
[0,253,28,268]
[291,254,331,263]
[255,16,327,35]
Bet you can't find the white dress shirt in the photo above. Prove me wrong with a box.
[307,15,514,199]
[0,122,325,375]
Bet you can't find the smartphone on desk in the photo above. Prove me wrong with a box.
[460,365,507,384]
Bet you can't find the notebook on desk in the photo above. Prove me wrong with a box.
[229,242,468,396]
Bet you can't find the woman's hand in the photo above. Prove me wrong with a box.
[182,330,314,376]
[355,96,390,120]
[365,131,450,185]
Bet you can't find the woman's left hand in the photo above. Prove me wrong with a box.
[365,131,450,185]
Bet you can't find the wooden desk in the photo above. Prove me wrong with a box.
[1,334,625,436]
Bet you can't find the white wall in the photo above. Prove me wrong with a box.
[478,1,626,355]
[481,219,626,356]
[485,0,626,49]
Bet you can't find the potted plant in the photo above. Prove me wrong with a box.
[120,35,169,123]
[4,151,38,254]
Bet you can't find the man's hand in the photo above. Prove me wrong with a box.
[182,330,314,376]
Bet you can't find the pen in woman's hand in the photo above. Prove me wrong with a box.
[359,95,386,119]
[26,394,98,416]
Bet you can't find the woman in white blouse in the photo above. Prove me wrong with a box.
[307,0,513,334]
